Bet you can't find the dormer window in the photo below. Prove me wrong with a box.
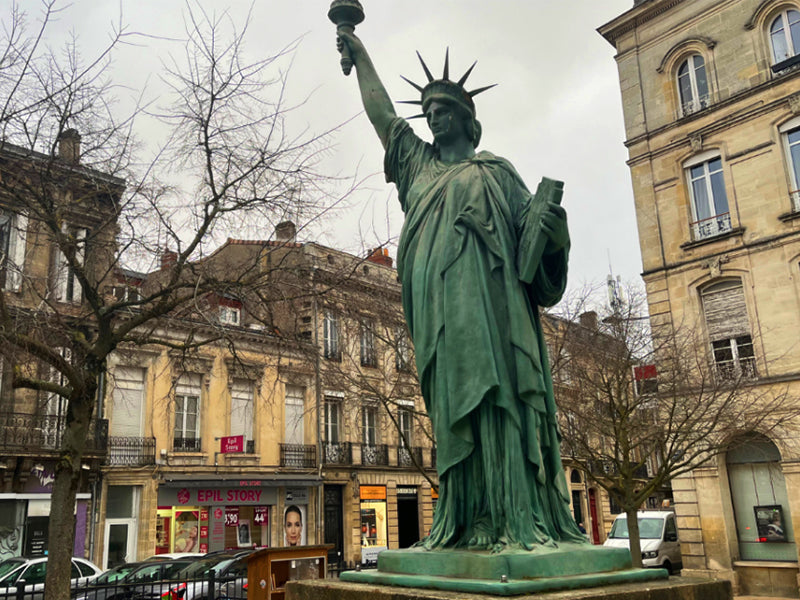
[677,54,709,116]
[219,305,240,325]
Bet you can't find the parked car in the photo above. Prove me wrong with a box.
[143,555,203,562]
[0,556,103,600]
[153,553,249,600]
[72,559,196,600]
[603,510,682,573]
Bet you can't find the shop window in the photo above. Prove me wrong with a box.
[230,379,254,453]
[727,434,796,560]
[685,154,732,240]
[770,9,800,71]
[701,280,757,380]
[677,54,710,116]
[174,374,201,451]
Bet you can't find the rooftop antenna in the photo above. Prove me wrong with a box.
[607,251,623,315]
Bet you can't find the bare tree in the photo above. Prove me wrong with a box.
[549,282,799,569]
[0,3,343,599]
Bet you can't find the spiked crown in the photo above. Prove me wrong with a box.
[399,49,496,120]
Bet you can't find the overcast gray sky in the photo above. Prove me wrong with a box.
[26,0,639,291]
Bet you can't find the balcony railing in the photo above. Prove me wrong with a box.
[0,413,107,453]
[107,436,156,466]
[280,443,317,468]
[173,437,202,452]
[360,444,389,466]
[691,212,732,241]
[322,441,352,465]
[397,445,423,468]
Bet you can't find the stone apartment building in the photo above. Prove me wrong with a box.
[600,0,800,596]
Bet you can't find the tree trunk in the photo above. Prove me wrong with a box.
[44,395,93,600]
[626,506,643,569]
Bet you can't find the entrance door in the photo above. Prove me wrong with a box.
[323,485,344,566]
[589,488,601,544]
[103,519,137,568]
[396,493,420,548]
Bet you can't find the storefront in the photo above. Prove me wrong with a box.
[358,485,388,564]
[0,461,90,560]
[156,480,316,554]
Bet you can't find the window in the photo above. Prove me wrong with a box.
[54,225,87,303]
[111,285,142,304]
[219,305,241,325]
[398,406,413,448]
[677,54,709,116]
[230,379,254,452]
[323,311,341,361]
[360,320,376,367]
[770,9,800,67]
[323,395,341,443]
[362,404,377,446]
[686,155,731,240]
[0,209,27,292]
[395,327,411,371]
[701,280,757,380]
[284,385,305,445]
[110,366,145,438]
[781,121,800,211]
[174,374,201,451]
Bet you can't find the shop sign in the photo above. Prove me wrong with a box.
[200,509,209,521]
[158,485,277,506]
[254,506,268,525]
[285,487,308,504]
[396,486,417,497]
[359,485,386,500]
[361,545,387,563]
[220,435,243,453]
[225,507,239,527]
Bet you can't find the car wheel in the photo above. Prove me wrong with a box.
[661,560,672,575]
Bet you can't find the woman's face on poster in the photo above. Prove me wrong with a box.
[284,509,302,545]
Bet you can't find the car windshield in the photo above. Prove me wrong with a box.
[176,557,234,578]
[0,559,24,581]
[608,517,664,539]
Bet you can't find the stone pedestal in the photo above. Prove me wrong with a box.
[286,577,732,600]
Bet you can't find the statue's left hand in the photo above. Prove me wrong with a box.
[541,201,568,253]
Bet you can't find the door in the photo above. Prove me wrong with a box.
[323,485,344,566]
[589,488,601,544]
[396,492,420,548]
[103,520,137,568]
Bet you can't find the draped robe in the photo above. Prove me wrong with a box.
[385,117,586,549]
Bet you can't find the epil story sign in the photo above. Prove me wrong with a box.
[159,485,277,506]
[220,435,243,453]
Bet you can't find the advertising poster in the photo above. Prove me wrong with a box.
[174,510,199,553]
[359,485,387,563]
[283,504,307,546]
[755,505,786,542]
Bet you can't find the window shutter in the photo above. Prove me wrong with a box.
[110,367,145,437]
[284,385,304,445]
[230,379,254,440]
[6,212,27,292]
[701,280,749,341]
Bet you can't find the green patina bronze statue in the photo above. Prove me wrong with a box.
[336,29,587,553]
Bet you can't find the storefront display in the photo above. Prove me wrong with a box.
[359,485,387,563]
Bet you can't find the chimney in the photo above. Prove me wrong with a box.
[579,311,598,330]
[274,221,297,243]
[58,129,81,164]
[366,247,393,268]
[161,248,177,270]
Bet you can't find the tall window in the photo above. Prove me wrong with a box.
[54,225,87,303]
[360,320,376,367]
[0,209,27,292]
[770,9,800,67]
[174,374,201,451]
[323,311,341,361]
[362,404,377,446]
[398,406,413,448]
[323,396,341,443]
[284,385,305,445]
[781,122,800,211]
[677,54,709,116]
[395,327,411,371]
[686,155,731,240]
[701,280,757,380]
[230,379,254,452]
[110,366,145,438]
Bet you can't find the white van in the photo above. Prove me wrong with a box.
[603,510,682,573]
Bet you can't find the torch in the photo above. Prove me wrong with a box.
[328,0,365,76]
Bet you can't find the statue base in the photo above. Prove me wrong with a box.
[332,544,672,596]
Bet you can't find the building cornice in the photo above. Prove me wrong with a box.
[598,0,686,47]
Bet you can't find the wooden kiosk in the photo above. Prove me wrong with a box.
[246,545,332,600]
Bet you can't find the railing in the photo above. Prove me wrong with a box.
[107,436,156,466]
[716,356,758,381]
[60,570,248,600]
[173,437,202,452]
[280,443,317,468]
[360,444,389,466]
[681,94,709,117]
[246,439,255,454]
[0,413,107,453]
[397,445,423,468]
[691,212,732,241]
[322,441,352,465]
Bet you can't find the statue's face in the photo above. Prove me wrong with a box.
[425,100,468,146]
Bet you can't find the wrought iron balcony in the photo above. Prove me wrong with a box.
[691,212,732,241]
[173,437,202,452]
[107,436,156,466]
[280,443,317,468]
[360,443,389,466]
[397,445,423,468]
[322,441,352,465]
[0,413,107,453]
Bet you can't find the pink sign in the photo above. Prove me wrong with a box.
[221,435,244,453]
[225,506,239,527]
[254,506,268,525]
